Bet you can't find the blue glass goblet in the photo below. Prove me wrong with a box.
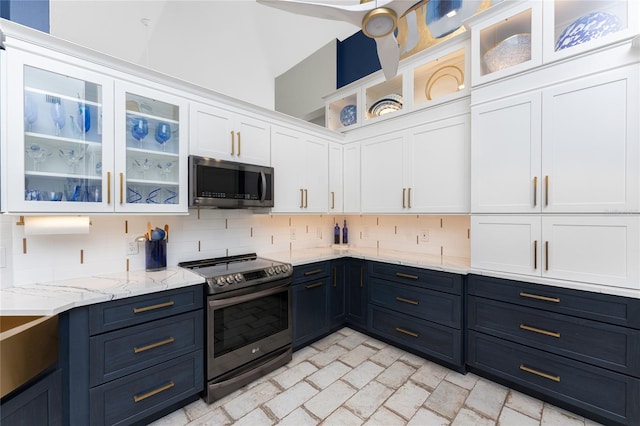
[154,122,171,151]
[131,117,149,148]
[50,100,66,136]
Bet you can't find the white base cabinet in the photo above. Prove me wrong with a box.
[471,215,640,290]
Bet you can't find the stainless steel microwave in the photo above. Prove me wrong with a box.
[189,156,274,208]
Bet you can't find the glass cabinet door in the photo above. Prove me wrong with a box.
[7,50,114,212]
[114,82,188,212]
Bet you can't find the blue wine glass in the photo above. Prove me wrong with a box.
[131,117,149,148]
[24,93,38,131]
[154,122,171,151]
[76,100,91,134]
[50,100,66,136]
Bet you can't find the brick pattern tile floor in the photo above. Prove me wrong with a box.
[150,328,603,426]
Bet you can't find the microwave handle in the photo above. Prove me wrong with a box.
[260,171,267,202]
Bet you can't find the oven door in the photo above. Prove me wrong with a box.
[207,279,291,380]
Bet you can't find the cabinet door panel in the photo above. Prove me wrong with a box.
[542,216,640,289]
[361,134,404,213]
[542,66,639,212]
[329,143,343,212]
[271,128,305,212]
[235,116,270,166]
[409,116,470,213]
[471,215,541,276]
[343,142,361,213]
[189,103,233,160]
[471,93,542,213]
[303,136,329,212]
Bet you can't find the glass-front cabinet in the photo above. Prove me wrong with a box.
[114,82,187,213]
[5,49,188,213]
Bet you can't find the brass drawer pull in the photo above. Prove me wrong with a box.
[360,267,364,288]
[533,240,537,270]
[396,296,419,305]
[304,269,323,276]
[305,281,324,289]
[333,266,337,288]
[134,337,176,353]
[519,324,560,338]
[230,131,235,155]
[133,381,175,403]
[519,292,560,303]
[133,300,175,314]
[396,272,418,280]
[533,176,537,207]
[395,327,418,338]
[519,364,560,382]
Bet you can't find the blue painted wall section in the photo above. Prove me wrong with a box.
[336,31,379,89]
[1,0,50,33]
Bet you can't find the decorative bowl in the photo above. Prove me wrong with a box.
[339,104,357,127]
[482,33,531,74]
[555,11,622,51]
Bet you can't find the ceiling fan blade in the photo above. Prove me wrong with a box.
[375,33,400,80]
[256,0,373,27]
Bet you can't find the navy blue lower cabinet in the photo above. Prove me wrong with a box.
[468,331,640,426]
[345,259,367,329]
[292,262,330,349]
[0,368,62,426]
[329,260,347,329]
[369,305,463,370]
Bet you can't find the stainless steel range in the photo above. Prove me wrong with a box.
[179,253,292,403]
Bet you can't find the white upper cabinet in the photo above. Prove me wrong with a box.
[360,132,406,213]
[189,102,270,166]
[343,142,361,214]
[472,65,639,214]
[270,126,329,213]
[328,143,343,212]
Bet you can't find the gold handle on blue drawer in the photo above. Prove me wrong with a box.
[304,269,323,276]
[396,272,418,280]
[395,327,418,338]
[519,292,560,303]
[396,296,418,305]
[305,281,324,289]
[133,300,175,314]
[333,266,337,287]
[134,337,175,353]
[519,324,560,338]
[133,381,175,403]
[519,364,560,382]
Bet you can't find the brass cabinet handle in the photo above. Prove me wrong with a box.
[305,281,324,289]
[545,175,549,207]
[533,240,538,270]
[133,381,175,403]
[519,364,560,382]
[133,300,175,314]
[333,266,337,287]
[519,324,560,338]
[545,241,549,271]
[395,327,418,338]
[519,292,560,303]
[134,337,175,353]
[331,191,335,209]
[300,188,304,208]
[231,131,235,155]
[360,267,364,288]
[237,131,241,156]
[107,171,112,204]
[119,172,124,204]
[402,188,406,208]
[304,189,308,208]
[533,176,537,207]
[396,296,418,305]
[407,187,412,208]
[396,272,419,280]
[304,269,323,276]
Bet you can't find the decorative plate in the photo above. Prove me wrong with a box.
[555,11,622,51]
[339,104,357,127]
[483,33,531,74]
[368,94,403,117]
[425,65,464,100]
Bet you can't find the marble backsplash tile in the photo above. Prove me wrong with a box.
[0,212,469,287]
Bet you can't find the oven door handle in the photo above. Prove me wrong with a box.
[209,282,290,308]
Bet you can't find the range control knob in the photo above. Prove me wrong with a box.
[282,264,290,273]
[275,265,282,274]
[234,273,243,282]
[226,275,234,284]
[215,277,226,287]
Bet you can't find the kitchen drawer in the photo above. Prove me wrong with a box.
[293,261,331,283]
[369,277,461,328]
[467,331,640,426]
[89,350,203,426]
[469,296,640,376]
[468,275,640,329]
[369,305,462,369]
[368,261,462,295]
[89,310,203,386]
[89,285,204,335]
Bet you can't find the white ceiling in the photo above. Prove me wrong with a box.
[48,0,361,110]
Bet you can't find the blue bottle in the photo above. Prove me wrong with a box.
[334,223,340,244]
[342,220,348,245]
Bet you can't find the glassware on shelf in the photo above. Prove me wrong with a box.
[25,189,41,201]
[86,185,101,202]
[163,187,178,204]
[49,98,66,136]
[133,158,155,179]
[40,191,63,201]
[24,93,38,131]
[59,148,86,174]
[131,117,149,147]
[127,186,143,203]
[146,187,162,204]
[70,97,91,137]
[64,182,84,202]
[26,144,51,171]
[154,122,172,151]
[157,160,176,180]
